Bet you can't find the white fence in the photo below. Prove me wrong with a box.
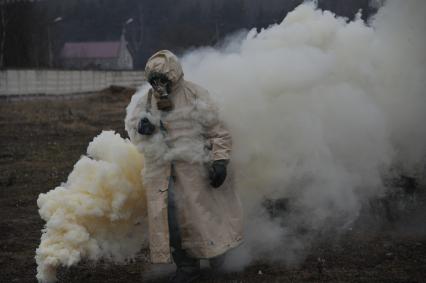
[0,69,145,96]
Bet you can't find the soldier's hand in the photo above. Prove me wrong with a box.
[137,117,155,135]
[209,160,228,188]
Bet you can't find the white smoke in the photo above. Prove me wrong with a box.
[180,0,426,268]
[35,0,426,280]
[35,131,146,282]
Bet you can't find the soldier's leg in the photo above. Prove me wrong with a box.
[167,175,200,281]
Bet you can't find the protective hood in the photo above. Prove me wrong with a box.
[145,50,184,85]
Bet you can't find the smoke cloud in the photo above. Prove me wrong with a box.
[180,0,426,268]
[36,0,426,281]
[36,131,147,282]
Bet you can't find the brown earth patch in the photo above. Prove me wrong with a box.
[0,87,425,282]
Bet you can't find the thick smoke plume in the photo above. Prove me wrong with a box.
[36,0,426,281]
[181,0,426,268]
[36,131,146,282]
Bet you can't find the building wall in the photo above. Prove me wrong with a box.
[0,69,145,96]
[61,58,119,70]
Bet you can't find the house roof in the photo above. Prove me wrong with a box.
[61,41,121,59]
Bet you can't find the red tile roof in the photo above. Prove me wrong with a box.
[61,42,121,59]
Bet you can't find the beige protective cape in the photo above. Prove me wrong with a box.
[125,50,243,263]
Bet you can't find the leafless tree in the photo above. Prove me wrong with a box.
[0,6,9,68]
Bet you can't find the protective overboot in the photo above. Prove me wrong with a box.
[209,253,226,273]
[169,267,200,283]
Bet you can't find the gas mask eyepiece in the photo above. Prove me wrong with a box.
[148,72,171,97]
[148,72,173,111]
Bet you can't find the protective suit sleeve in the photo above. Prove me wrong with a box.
[207,121,232,161]
[193,89,232,161]
[125,89,160,147]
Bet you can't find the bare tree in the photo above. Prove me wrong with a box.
[0,6,9,68]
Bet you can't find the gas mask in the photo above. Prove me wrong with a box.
[148,72,173,111]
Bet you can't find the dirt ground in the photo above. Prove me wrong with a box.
[0,88,425,283]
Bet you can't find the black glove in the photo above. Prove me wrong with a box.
[137,117,155,135]
[209,160,228,188]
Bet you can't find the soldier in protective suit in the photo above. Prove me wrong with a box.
[125,50,243,283]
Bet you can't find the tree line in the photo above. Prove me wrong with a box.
[0,0,376,69]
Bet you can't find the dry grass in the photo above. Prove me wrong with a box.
[0,87,425,283]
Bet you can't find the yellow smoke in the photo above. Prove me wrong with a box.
[35,131,146,283]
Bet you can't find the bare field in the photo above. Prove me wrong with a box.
[0,88,425,283]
